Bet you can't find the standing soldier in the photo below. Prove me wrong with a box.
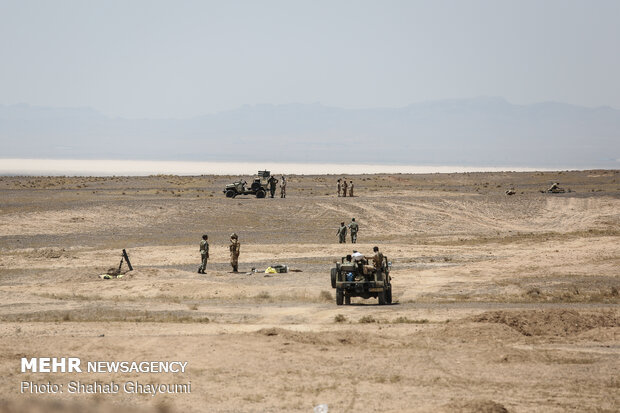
[268,176,278,198]
[337,222,347,243]
[348,218,359,244]
[198,234,209,274]
[372,246,384,271]
[337,179,341,197]
[229,233,240,272]
[342,179,348,197]
[280,175,286,198]
[349,180,354,197]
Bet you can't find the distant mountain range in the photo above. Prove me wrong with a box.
[1,97,619,167]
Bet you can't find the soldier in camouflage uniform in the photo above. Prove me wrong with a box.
[342,179,348,197]
[229,233,240,272]
[348,218,359,243]
[337,222,347,243]
[337,179,341,197]
[198,234,209,274]
[280,175,286,198]
[349,180,354,197]
[268,176,278,198]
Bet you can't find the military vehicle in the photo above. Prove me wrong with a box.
[330,254,392,305]
[223,170,271,198]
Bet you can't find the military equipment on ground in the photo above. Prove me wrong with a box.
[330,255,392,305]
[545,182,566,194]
[121,249,133,271]
[223,170,271,198]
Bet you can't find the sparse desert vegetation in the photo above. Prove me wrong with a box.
[0,170,618,412]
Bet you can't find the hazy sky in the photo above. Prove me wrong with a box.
[1,0,619,119]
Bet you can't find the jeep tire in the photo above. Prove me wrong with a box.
[330,268,338,288]
[377,289,386,305]
[336,288,344,305]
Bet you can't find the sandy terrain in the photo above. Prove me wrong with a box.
[0,170,618,412]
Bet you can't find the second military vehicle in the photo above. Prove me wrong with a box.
[223,170,271,198]
[330,254,392,305]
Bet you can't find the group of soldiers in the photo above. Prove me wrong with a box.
[337,218,359,244]
[344,246,384,273]
[267,175,287,198]
[337,178,354,197]
[198,233,241,274]
[198,218,362,273]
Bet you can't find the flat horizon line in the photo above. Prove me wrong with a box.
[0,158,614,177]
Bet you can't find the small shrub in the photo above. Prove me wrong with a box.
[393,317,428,324]
[389,375,402,383]
[334,314,347,323]
[359,315,376,324]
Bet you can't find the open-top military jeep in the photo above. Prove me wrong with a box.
[330,255,392,305]
[223,170,271,198]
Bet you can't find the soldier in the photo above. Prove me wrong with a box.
[352,250,365,279]
[372,246,384,271]
[280,175,286,198]
[268,176,278,198]
[349,180,354,197]
[337,179,341,197]
[337,222,347,243]
[198,234,209,274]
[348,218,359,243]
[229,233,240,272]
[342,179,348,197]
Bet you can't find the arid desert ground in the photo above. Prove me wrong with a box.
[0,170,618,413]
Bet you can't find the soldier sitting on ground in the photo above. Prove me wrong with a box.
[547,182,565,193]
